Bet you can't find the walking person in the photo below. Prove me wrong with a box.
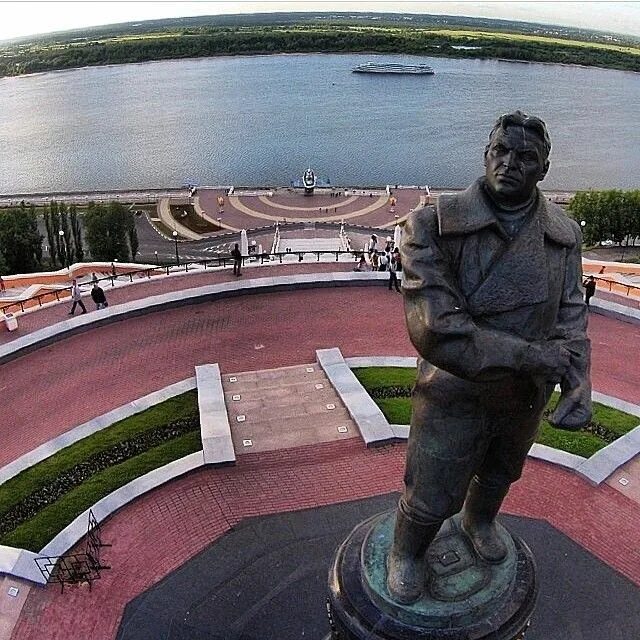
[91,282,108,310]
[68,279,87,315]
[367,234,378,257]
[389,248,402,292]
[231,243,242,276]
[583,275,596,307]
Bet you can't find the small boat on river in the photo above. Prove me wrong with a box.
[352,62,435,75]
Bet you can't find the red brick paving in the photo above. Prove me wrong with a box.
[1,285,638,468]
[10,440,640,640]
[1,256,636,351]
[0,262,357,346]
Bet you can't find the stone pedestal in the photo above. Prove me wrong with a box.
[327,510,537,640]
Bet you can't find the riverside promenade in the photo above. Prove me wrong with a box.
[0,261,638,640]
[0,186,578,208]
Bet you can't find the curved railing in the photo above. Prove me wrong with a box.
[3,249,638,317]
[591,275,640,306]
[0,249,367,315]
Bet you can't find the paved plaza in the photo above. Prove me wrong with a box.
[0,260,638,640]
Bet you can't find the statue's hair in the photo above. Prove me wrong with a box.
[488,111,551,159]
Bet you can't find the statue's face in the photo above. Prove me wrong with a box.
[484,126,549,206]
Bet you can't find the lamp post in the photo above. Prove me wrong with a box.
[172,230,179,265]
[58,229,68,269]
[154,250,159,265]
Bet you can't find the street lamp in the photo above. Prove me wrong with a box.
[172,230,179,265]
[154,250,159,265]
[58,229,68,269]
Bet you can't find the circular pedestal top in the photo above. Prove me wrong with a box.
[328,510,537,640]
[362,511,517,628]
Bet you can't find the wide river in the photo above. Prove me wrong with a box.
[0,53,638,194]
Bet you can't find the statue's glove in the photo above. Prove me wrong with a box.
[522,341,572,384]
[549,368,592,431]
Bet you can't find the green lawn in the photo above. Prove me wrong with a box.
[353,367,639,459]
[0,391,201,551]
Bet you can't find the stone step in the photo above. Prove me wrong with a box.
[227,401,350,424]
[231,415,357,454]
[224,383,337,405]
[223,364,322,384]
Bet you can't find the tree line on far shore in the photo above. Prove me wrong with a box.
[0,202,138,276]
[1,25,638,78]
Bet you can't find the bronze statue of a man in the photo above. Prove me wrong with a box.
[387,111,592,604]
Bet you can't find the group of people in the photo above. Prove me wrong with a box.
[68,278,108,315]
[353,233,402,292]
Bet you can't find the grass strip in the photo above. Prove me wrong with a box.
[1,431,201,552]
[353,367,639,459]
[0,417,198,537]
[0,392,197,515]
[0,392,198,531]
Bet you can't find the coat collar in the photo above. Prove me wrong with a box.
[437,178,575,247]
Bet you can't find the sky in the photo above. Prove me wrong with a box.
[0,1,639,42]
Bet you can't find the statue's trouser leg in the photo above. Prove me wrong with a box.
[461,477,510,563]
[386,505,441,604]
[462,404,545,562]
[388,397,489,604]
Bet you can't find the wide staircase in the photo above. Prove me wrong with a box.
[221,364,358,453]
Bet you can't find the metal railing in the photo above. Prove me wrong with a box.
[592,275,640,305]
[0,249,365,316]
[4,251,636,317]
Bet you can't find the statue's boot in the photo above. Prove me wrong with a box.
[386,508,441,604]
[461,477,509,564]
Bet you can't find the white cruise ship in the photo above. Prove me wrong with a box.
[352,62,435,75]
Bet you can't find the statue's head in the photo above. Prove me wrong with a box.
[484,111,551,207]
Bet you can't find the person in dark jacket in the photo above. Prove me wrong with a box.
[583,275,596,306]
[231,243,242,276]
[90,283,108,310]
[386,111,592,604]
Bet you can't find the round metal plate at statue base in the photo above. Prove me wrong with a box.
[328,510,537,640]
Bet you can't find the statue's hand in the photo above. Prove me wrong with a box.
[523,341,571,383]
[549,383,592,431]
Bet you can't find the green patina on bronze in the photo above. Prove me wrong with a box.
[362,511,518,629]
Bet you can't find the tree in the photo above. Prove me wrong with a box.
[127,216,139,261]
[84,201,133,261]
[0,205,43,275]
[59,202,72,267]
[50,202,63,266]
[568,189,640,258]
[69,205,84,262]
[43,207,58,267]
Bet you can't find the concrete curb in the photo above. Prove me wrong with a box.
[196,364,236,465]
[0,378,197,486]
[591,298,640,325]
[0,547,43,585]
[0,272,390,366]
[39,451,205,562]
[1,353,638,585]
[317,348,395,446]
[1,273,637,369]
[576,426,640,485]
[345,356,418,369]
[339,354,640,479]
[0,451,206,585]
